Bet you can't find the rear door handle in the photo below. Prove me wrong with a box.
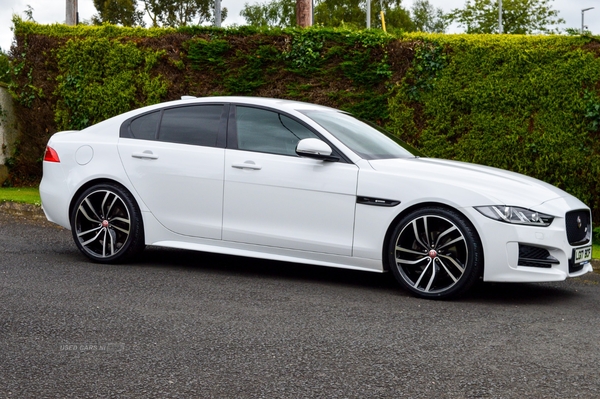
[132,150,158,160]
[232,161,262,170]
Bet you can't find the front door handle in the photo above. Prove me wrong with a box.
[232,160,262,170]
[132,150,159,160]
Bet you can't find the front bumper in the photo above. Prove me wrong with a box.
[463,198,593,283]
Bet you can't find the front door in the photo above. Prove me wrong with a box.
[222,106,358,255]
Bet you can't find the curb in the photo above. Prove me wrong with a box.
[0,201,46,220]
[592,259,600,273]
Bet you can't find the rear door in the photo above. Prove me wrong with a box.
[118,104,227,239]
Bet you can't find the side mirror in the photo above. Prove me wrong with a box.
[296,138,339,162]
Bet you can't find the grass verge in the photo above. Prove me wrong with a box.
[0,187,41,206]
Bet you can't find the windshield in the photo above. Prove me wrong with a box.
[301,110,422,160]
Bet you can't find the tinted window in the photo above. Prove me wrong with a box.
[130,111,160,140]
[236,106,318,156]
[302,110,418,160]
[158,105,223,147]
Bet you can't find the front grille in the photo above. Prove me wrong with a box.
[518,244,559,268]
[565,210,591,246]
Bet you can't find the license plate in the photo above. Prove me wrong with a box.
[574,246,592,264]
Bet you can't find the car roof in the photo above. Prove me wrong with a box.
[85,96,340,135]
[176,96,337,113]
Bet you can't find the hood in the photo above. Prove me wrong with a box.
[368,157,569,208]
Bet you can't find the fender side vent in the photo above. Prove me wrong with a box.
[356,197,400,207]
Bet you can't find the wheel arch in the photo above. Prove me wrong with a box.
[68,178,141,225]
[381,201,484,273]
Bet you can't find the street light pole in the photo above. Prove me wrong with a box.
[582,7,594,34]
[498,0,503,33]
[215,0,221,27]
[66,0,78,26]
[367,0,371,29]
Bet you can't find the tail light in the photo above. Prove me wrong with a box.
[44,146,60,163]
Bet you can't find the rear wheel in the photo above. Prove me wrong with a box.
[387,207,483,299]
[70,183,145,263]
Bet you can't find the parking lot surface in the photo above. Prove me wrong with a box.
[1,208,599,398]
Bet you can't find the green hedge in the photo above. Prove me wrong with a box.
[387,34,600,221]
[6,19,600,222]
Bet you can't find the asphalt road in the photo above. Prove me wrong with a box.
[1,207,600,398]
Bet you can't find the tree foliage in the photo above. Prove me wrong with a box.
[314,0,412,30]
[449,0,564,34]
[240,0,412,30]
[411,0,447,33]
[240,0,296,27]
[140,0,226,27]
[92,0,225,27]
[0,49,10,84]
[379,0,414,32]
[92,0,144,26]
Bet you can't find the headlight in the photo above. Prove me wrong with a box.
[475,206,554,227]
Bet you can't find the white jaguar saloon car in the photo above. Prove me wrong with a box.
[40,96,593,299]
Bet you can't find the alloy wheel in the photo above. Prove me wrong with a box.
[394,214,469,295]
[74,189,132,259]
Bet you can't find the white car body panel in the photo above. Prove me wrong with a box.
[40,128,135,227]
[223,149,358,255]
[39,96,593,290]
[118,138,225,239]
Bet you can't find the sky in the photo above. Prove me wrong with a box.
[1,0,599,52]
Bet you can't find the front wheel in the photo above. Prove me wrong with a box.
[387,207,483,300]
[70,183,145,263]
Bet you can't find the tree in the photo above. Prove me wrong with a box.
[313,0,412,30]
[411,0,447,33]
[0,48,10,84]
[92,0,144,26]
[240,0,296,27]
[240,0,412,30]
[448,0,564,34]
[141,0,227,27]
[379,0,414,32]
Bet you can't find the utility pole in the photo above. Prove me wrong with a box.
[215,0,221,27]
[498,0,503,33]
[66,0,78,25]
[366,0,371,29]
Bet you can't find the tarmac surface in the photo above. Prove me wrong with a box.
[1,204,600,398]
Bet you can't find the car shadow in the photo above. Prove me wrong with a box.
[134,246,402,293]
[460,280,579,305]
[131,246,584,304]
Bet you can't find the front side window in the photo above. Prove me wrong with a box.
[236,106,318,156]
[302,110,419,160]
[158,105,224,147]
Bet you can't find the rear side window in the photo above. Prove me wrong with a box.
[158,105,224,147]
[129,111,160,140]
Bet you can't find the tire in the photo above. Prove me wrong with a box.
[387,206,483,300]
[70,183,145,263]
